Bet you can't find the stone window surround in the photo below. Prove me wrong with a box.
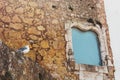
[65,20,113,73]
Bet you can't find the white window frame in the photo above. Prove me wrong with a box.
[65,20,113,68]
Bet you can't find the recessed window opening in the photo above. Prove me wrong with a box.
[72,27,102,66]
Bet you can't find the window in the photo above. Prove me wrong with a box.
[72,28,102,66]
[65,21,111,67]
[65,21,113,80]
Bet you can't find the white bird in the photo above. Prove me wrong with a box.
[17,45,30,54]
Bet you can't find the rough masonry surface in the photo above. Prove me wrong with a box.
[0,0,114,80]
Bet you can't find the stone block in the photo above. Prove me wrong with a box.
[75,63,80,71]
[32,44,39,48]
[80,64,97,72]
[9,23,24,30]
[0,1,4,9]
[6,6,13,13]
[103,74,109,80]
[29,35,38,40]
[38,50,47,56]
[48,48,56,57]
[80,71,103,80]
[21,17,33,25]
[97,66,108,73]
[52,19,59,24]
[15,7,24,14]
[37,26,45,31]
[12,15,21,23]
[107,66,115,78]
[25,12,34,18]
[35,9,43,15]
[28,27,41,35]
[1,16,11,23]
[79,64,86,71]
[29,2,38,7]
[40,40,49,49]
[8,30,22,39]
[86,65,96,72]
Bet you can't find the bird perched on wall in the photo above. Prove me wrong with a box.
[17,45,30,54]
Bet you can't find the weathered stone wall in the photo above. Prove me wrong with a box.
[0,41,55,80]
[0,0,114,80]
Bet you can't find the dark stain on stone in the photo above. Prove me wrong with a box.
[0,71,13,80]
[91,6,95,9]
[52,5,57,9]
[95,20,102,28]
[87,18,96,26]
[39,73,43,80]
[68,5,73,11]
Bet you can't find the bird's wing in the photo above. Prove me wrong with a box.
[18,47,27,51]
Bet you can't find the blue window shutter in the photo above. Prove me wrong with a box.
[72,28,102,66]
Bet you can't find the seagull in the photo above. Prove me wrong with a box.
[17,45,30,54]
